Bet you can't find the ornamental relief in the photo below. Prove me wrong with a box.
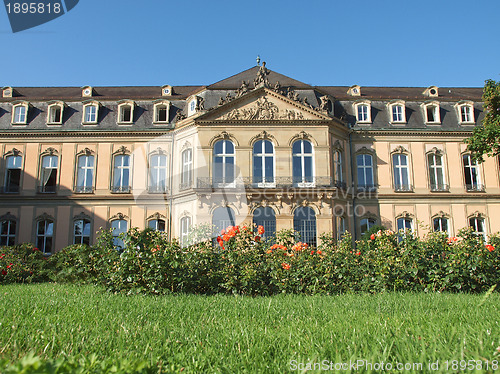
[220,96,307,121]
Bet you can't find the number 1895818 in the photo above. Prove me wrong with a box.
[5,2,62,14]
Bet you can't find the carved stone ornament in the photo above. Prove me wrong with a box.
[221,199,228,208]
[326,192,334,200]
[286,192,294,200]
[250,130,276,145]
[469,211,483,218]
[319,95,330,111]
[5,148,22,157]
[181,141,192,152]
[434,210,449,218]
[77,147,94,156]
[73,211,92,221]
[356,146,374,155]
[246,193,253,201]
[276,193,283,207]
[43,147,58,155]
[147,212,166,221]
[333,140,343,151]
[152,147,166,155]
[429,147,443,156]
[180,210,191,219]
[301,199,309,207]
[235,81,250,98]
[0,211,16,221]
[195,96,205,111]
[253,61,270,88]
[392,145,408,154]
[114,146,129,155]
[175,109,186,122]
[110,212,128,221]
[37,212,54,222]
[396,211,414,219]
[236,194,242,208]
[222,96,279,121]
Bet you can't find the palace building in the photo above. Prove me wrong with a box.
[0,64,497,253]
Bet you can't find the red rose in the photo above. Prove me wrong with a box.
[254,236,261,242]
[485,244,495,252]
[370,234,375,240]
[1,270,6,275]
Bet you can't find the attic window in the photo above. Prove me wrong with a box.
[117,101,135,124]
[47,103,63,124]
[422,102,440,124]
[82,102,99,124]
[354,101,371,123]
[153,101,170,124]
[388,101,406,124]
[11,102,29,124]
[456,102,475,124]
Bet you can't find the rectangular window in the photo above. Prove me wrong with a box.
[357,105,368,122]
[180,216,191,248]
[13,106,26,124]
[392,154,411,191]
[0,220,16,246]
[463,154,482,191]
[428,153,446,191]
[181,149,193,189]
[48,106,62,124]
[112,155,130,193]
[120,105,132,123]
[74,219,91,245]
[76,155,95,193]
[356,154,374,189]
[149,154,168,193]
[461,106,472,122]
[111,219,127,249]
[84,105,97,123]
[392,105,403,122]
[4,155,22,193]
[37,220,53,254]
[40,155,58,193]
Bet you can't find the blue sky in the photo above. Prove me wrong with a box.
[0,0,499,88]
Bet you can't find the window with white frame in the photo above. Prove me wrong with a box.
[36,219,54,254]
[111,219,127,249]
[73,219,91,245]
[469,217,486,241]
[433,217,449,234]
[149,154,168,193]
[148,219,166,232]
[390,103,405,123]
[83,103,98,124]
[180,216,191,247]
[397,217,413,233]
[463,154,482,191]
[213,140,235,186]
[47,103,63,124]
[253,140,275,186]
[292,140,314,186]
[181,149,193,189]
[4,155,22,193]
[333,150,343,183]
[360,218,376,235]
[392,153,411,191]
[336,216,346,241]
[118,103,134,124]
[356,154,374,189]
[112,154,131,193]
[355,103,371,123]
[154,101,170,123]
[0,219,16,246]
[12,103,28,124]
[427,153,446,191]
[424,103,440,123]
[39,155,58,193]
[458,103,474,124]
[75,154,95,193]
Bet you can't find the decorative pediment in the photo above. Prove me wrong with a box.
[0,211,17,221]
[42,147,58,156]
[147,212,166,221]
[113,146,130,155]
[199,88,331,123]
[36,212,54,222]
[396,211,414,219]
[181,141,192,152]
[74,211,92,221]
[249,131,277,145]
[432,210,449,218]
[332,139,343,151]
[209,131,239,146]
[288,130,318,146]
[469,211,484,219]
[392,145,408,154]
[150,147,167,155]
[428,147,443,156]
[4,148,22,157]
[110,212,128,221]
[77,147,94,156]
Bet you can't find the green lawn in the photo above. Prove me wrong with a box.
[0,284,499,373]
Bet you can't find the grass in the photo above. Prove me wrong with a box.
[0,284,499,373]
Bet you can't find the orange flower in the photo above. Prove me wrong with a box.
[281,262,291,270]
[221,229,226,235]
[310,250,315,255]
[486,244,495,252]
[222,234,230,242]
[258,225,265,235]
[292,242,308,251]
[355,251,361,256]
[266,249,272,254]
[317,250,322,255]
[370,234,375,240]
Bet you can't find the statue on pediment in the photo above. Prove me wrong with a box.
[320,95,330,111]
[254,61,270,87]
[235,81,249,98]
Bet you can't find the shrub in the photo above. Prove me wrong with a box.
[0,243,51,284]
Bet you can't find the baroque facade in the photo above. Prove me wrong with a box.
[0,65,498,253]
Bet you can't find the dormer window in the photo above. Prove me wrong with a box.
[82,101,100,124]
[153,100,170,124]
[117,100,135,124]
[354,101,371,123]
[11,102,28,124]
[457,102,474,124]
[189,99,196,114]
[47,101,64,124]
[422,102,440,124]
[388,101,406,124]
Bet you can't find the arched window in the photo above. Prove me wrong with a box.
[433,217,449,234]
[360,218,376,235]
[112,154,131,193]
[111,219,127,249]
[12,102,29,124]
[83,102,99,124]
[356,154,374,190]
[149,153,168,193]
[213,140,235,187]
[4,155,22,193]
[333,150,343,184]
[292,140,314,186]
[457,102,474,124]
[73,219,91,245]
[39,154,58,193]
[253,207,276,239]
[469,216,486,241]
[463,154,483,191]
[428,152,447,191]
[253,140,274,186]
[212,207,236,234]
[181,148,193,190]
[293,206,316,247]
[148,219,166,232]
[76,154,95,193]
[117,101,135,124]
[153,101,170,123]
[36,219,54,254]
[0,219,16,246]
[180,216,191,247]
[47,102,64,124]
[397,217,413,233]
[392,153,411,191]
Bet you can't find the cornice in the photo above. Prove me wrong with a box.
[352,129,474,137]
[0,130,174,138]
